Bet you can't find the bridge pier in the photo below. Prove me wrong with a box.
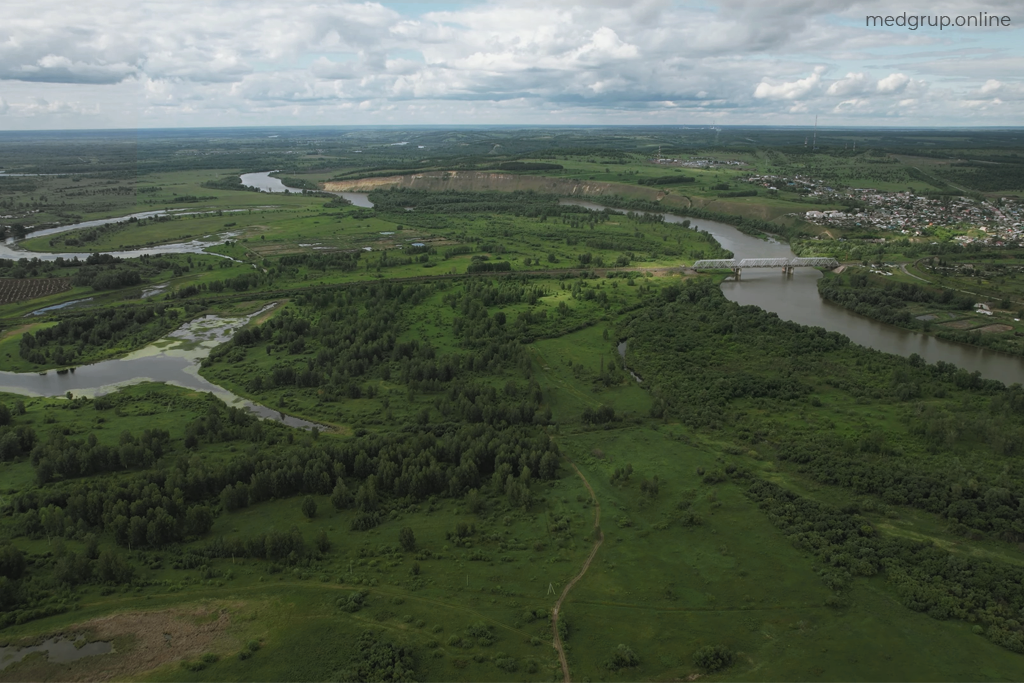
[731,267,741,280]
[782,265,794,275]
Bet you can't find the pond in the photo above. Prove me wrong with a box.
[0,637,112,671]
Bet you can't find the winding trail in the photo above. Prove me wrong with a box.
[552,458,603,683]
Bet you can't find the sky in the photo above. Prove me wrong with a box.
[0,0,1022,130]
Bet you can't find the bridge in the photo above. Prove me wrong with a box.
[691,257,838,276]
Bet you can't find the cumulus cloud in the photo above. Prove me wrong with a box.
[754,67,825,100]
[827,73,870,97]
[876,73,910,94]
[0,0,1020,127]
[981,79,1002,94]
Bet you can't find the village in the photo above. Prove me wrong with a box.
[745,173,1024,245]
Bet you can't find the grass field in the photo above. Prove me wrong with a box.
[3,132,1024,681]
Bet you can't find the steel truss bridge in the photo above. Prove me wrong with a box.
[691,257,838,275]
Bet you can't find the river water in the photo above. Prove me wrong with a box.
[0,305,321,430]
[4,182,1019,407]
[564,200,1024,385]
[240,171,374,207]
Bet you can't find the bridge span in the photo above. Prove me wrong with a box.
[691,257,838,276]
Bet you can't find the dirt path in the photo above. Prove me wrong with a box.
[552,458,603,683]
[900,263,930,282]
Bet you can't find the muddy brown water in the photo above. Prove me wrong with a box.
[566,200,1024,385]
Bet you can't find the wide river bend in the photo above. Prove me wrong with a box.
[2,176,1020,415]
[564,200,1024,386]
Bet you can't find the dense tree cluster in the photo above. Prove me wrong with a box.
[207,281,545,401]
[70,264,141,290]
[367,187,593,219]
[19,303,185,366]
[1,252,183,282]
[637,175,695,186]
[748,479,1024,653]
[32,429,171,484]
[819,272,974,324]
[819,271,1023,356]
[278,252,361,272]
[623,277,1024,542]
[8,392,559,558]
[466,260,511,273]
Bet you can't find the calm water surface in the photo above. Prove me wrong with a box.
[240,171,374,207]
[564,200,1024,385]
[0,638,111,671]
[0,305,321,430]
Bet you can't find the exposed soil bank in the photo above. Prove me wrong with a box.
[324,171,677,203]
[0,607,232,682]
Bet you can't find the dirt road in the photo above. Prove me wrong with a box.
[551,458,603,683]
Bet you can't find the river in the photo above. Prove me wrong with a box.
[564,200,1024,385]
[0,305,321,430]
[4,183,1019,399]
[240,171,374,207]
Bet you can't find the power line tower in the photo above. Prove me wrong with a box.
[812,116,818,151]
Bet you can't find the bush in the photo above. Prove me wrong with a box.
[338,590,367,613]
[399,526,416,552]
[301,496,317,519]
[606,643,640,669]
[495,656,518,672]
[693,645,733,673]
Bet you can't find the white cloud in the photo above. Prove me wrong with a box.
[827,73,869,97]
[754,67,825,100]
[0,0,1020,127]
[876,73,910,94]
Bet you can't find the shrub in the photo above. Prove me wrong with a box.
[495,655,518,672]
[398,527,416,552]
[606,643,640,669]
[693,645,734,673]
[338,590,367,613]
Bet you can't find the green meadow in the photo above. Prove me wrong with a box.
[2,129,1024,681]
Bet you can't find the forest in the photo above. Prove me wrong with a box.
[3,127,1024,680]
[818,270,1024,356]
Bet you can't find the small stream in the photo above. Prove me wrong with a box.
[616,341,642,383]
[26,298,94,316]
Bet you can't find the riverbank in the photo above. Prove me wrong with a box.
[818,268,1024,358]
[0,301,322,430]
